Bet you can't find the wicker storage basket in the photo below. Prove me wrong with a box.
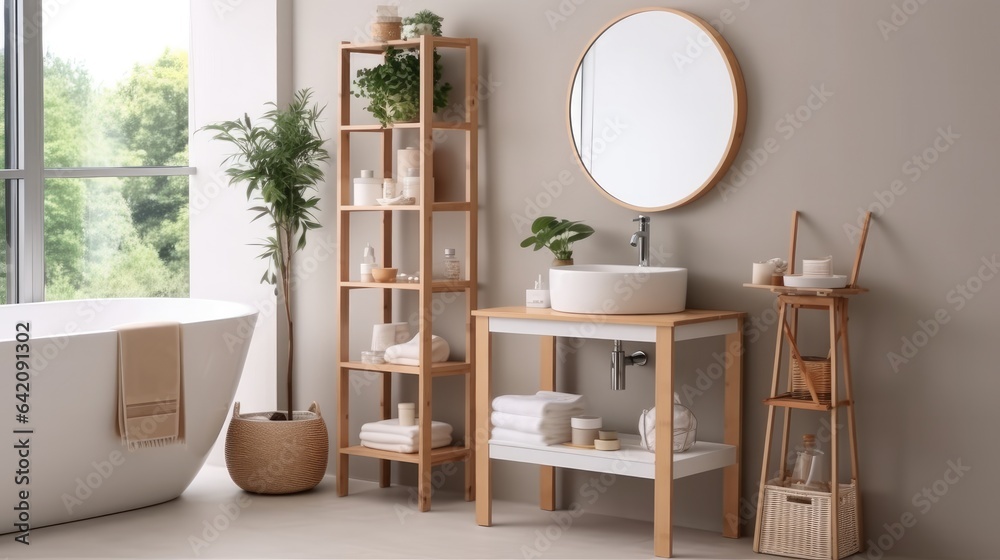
[791,356,832,402]
[758,480,860,560]
[225,401,329,494]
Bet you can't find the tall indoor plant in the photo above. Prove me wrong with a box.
[202,88,330,494]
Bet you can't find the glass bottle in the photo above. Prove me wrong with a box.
[789,434,828,491]
[360,243,377,282]
[443,248,461,280]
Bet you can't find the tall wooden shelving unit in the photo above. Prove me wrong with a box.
[747,211,872,560]
[335,35,478,512]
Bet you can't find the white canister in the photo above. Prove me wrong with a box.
[402,167,420,200]
[382,178,397,199]
[752,261,776,285]
[398,403,416,426]
[353,170,381,206]
[398,146,420,175]
[571,415,602,446]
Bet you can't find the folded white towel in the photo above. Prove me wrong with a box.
[360,430,453,447]
[491,391,586,417]
[491,427,570,446]
[491,411,577,434]
[385,333,450,365]
[361,434,452,454]
[360,418,453,438]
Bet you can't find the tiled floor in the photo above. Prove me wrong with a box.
[5,466,873,559]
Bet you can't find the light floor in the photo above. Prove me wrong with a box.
[8,466,872,559]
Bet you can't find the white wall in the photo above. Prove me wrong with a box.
[290,1,999,558]
[190,0,288,465]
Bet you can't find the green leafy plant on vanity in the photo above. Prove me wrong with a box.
[520,216,595,265]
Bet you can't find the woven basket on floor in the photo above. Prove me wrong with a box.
[225,401,329,494]
[758,480,860,560]
[790,356,832,403]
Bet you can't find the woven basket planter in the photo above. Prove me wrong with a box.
[791,356,832,403]
[758,480,860,560]
[225,401,329,494]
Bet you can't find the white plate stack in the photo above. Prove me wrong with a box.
[784,256,848,289]
[801,256,833,277]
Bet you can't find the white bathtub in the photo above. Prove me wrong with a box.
[0,298,257,535]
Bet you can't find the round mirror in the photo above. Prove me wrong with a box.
[569,8,747,211]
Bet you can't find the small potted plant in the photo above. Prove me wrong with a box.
[201,89,330,494]
[520,216,595,266]
[402,10,444,39]
[353,46,452,127]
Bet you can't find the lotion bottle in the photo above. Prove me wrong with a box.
[360,243,377,282]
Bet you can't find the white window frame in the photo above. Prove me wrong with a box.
[2,0,195,303]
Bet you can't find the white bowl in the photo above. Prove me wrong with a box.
[549,264,687,315]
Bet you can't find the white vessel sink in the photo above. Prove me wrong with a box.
[549,264,687,315]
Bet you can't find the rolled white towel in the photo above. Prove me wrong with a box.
[491,391,586,417]
[360,430,453,448]
[385,333,450,366]
[361,434,452,454]
[491,411,576,434]
[491,427,570,446]
[360,418,453,439]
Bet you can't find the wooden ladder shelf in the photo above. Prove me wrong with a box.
[748,210,872,559]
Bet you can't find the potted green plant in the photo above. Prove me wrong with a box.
[353,46,452,127]
[202,88,330,494]
[520,216,596,266]
[402,10,444,39]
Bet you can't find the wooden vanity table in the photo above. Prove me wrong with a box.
[473,306,745,558]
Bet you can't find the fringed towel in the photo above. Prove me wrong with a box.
[116,322,184,450]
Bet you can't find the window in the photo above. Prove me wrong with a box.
[2,0,192,304]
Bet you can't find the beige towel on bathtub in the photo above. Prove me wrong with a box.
[115,322,184,450]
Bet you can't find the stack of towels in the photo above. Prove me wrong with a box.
[491,391,585,446]
[360,418,452,454]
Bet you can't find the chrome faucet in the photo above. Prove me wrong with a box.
[630,215,650,267]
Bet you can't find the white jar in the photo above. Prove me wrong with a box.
[398,403,416,426]
[382,178,397,199]
[353,170,381,206]
[402,167,420,200]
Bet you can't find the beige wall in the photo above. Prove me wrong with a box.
[290,1,998,557]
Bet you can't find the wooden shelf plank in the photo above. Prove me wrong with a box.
[339,202,472,213]
[341,122,472,132]
[743,283,868,296]
[340,280,471,292]
[340,36,473,54]
[488,435,736,481]
[340,360,470,377]
[339,204,418,211]
[341,444,470,465]
[431,201,473,212]
[763,393,851,411]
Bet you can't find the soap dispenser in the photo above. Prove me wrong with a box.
[360,243,377,282]
[525,274,551,308]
